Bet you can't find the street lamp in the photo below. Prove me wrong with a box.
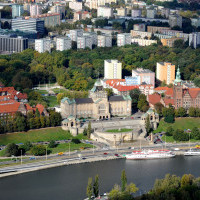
[93,142,95,154]
[69,142,71,156]
[46,146,47,161]
[21,150,22,165]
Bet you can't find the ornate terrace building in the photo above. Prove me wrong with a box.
[61,80,132,119]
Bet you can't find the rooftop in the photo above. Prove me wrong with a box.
[132,68,154,74]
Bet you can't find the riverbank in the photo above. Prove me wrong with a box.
[0,155,123,178]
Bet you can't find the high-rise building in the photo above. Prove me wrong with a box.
[131,9,141,17]
[12,18,45,35]
[69,29,83,42]
[117,33,131,47]
[104,60,122,79]
[0,35,28,53]
[30,4,42,17]
[169,14,182,28]
[69,2,82,11]
[97,34,112,47]
[116,7,127,17]
[83,32,97,45]
[156,62,175,85]
[77,36,93,49]
[35,38,51,53]
[56,37,72,51]
[189,32,200,49]
[146,8,156,19]
[97,6,113,18]
[12,4,24,18]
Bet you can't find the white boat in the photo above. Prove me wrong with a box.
[184,149,200,156]
[125,149,175,160]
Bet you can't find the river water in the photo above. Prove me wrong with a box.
[0,156,200,200]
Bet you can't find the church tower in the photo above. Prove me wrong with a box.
[173,67,183,109]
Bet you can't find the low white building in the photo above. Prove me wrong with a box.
[97,6,113,18]
[131,9,142,17]
[131,38,157,46]
[77,36,93,49]
[189,32,200,49]
[35,39,51,53]
[56,37,72,51]
[97,34,112,47]
[131,30,151,39]
[117,33,131,47]
[69,29,83,41]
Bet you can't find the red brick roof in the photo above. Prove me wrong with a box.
[105,79,125,87]
[148,93,161,105]
[163,98,174,106]
[165,88,173,97]
[0,101,21,114]
[114,85,139,92]
[154,87,169,91]
[188,88,200,99]
[25,104,45,114]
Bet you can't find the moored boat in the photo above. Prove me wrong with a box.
[126,149,175,160]
[184,149,200,156]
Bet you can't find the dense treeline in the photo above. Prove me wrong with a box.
[0,110,62,134]
[1,45,200,91]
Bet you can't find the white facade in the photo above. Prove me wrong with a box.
[83,32,97,45]
[169,14,182,28]
[116,8,127,17]
[30,4,42,17]
[117,33,131,47]
[97,35,112,47]
[85,0,116,9]
[35,39,51,53]
[56,37,72,51]
[69,29,83,41]
[69,2,82,11]
[104,60,122,79]
[191,18,200,28]
[131,30,151,39]
[50,5,65,18]
[134,24,145,32]
[189,32,200,49]
[147,9,157,19]
[97,6,113,18]
[12,4,24,18]
[131,38,157,46]
[77,36,93,49]
[131,9,142,17]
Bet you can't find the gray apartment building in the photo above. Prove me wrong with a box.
[11,18,45,35]
[0,35,28,53]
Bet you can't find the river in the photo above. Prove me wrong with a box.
[0,156,200,200]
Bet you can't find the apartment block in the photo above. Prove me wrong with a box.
[12,4,24,18]
[12,18,45,35]
[77,36,92,49]
[169,14,182,28]
[97,6,113,18]
[104,60,122,79]
[117,33,131,47]
[35,38,51,53]
[30,4,42,17]
[56,37,72,51]
[131,9,142,17]
[31,13,60,27]
[156,62,175,84]
[131,38,157,46]
[130,30,151,39]
[189,32,200,49]
[161,8,170,18]
[50,5,65,18]
[69,29,83,41]
[147,8,157,19]
[69,2,82,11]
[97,34,112,47]
[132,68,155,87]
[0,35,28,53]
[191,18,200,27]
[83,32,97,45]
[147,26,171,34]
[161,37,183,47]
[134,24,145,32]
[116,7,127,17]
[73,11,92,22]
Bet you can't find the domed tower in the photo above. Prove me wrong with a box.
[89,79,107,99]
[173,67,183,109]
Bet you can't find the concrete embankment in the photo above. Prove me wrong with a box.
[0,156,123,178]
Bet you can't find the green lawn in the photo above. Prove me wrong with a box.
[0,127,87,146]
[49,143,93,154]
[52,88,67,94]
[35,90,48,95]
[154,118,200,133]
[45,96,58,107]
[106,128,132,133]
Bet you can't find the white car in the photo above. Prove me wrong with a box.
[174,148,180,151]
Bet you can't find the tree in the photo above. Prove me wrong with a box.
[83,128,87,136]
[14,114,27,132]
[86,177,93,200]
[105,88,113,97]
[30,145,46,156]
[162,106,175,123]
[121,169,127,192]
[137,94,149,112]
[87,121,92,138]
[5,143,19,157]
[130,89,141,110]
[166,126,174,136]
[40,116,46,128]
[145,115,151,134]
[194,77,200,87]
[71,138,81,144]
[108,184,121,200]
[181,174,194,187]
[176,107,187,117]
[189,107,196,117]
[22,141,32,152]
[48,140,56,148]
[154,102,164,116]
[173,129,189,141]
[191,127,200,140]
[35,108,40,117]
[93,175,99,198]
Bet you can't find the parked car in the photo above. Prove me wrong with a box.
[103,153,108,155]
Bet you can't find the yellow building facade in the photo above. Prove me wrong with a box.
[104,60,122,79]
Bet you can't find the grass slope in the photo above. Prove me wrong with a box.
[0,127,86,146]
